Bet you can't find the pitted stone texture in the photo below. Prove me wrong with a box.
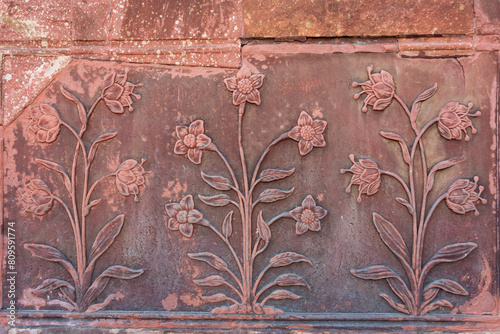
[73,0,111,41]
[242,0,473,38]
[476,0,500,35]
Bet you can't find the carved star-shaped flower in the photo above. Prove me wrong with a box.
[224,65,265,106]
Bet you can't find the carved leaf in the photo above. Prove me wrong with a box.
[256,188,294,204]
[350,265,399,280]
[379,293,409,315]
[269,252,312,268]
[265,289,301,301]
[201,171,232,191]
[411,83,438,122]
[198,194,231,207]
[423,287,439,302]
[201,293,231,303]
[425,279,468,296]
[395,197,414,214]
[193,275,227,287]
[257,211,271,242]
[34,278,74,295]
[379,131,410,164]
[24,243,78,284]
[60,86,87,127]
[222,211,234,238]
[88,215,124,265]
[421,300,453,316]
[426,157,466,190]
[35,159,71,193]
[273,274,311,290]
[424,242,477,273]
[88,132,118,164]
[188,252,229,271]
[83,199,102,216]
[259,168,295,182]
[386,277,414,313]
[372,212,411,265]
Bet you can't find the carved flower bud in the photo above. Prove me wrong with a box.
[101,72,142,114]
[115,158,148,202]
[341,154,382,202]
[290,195,327,235]
[174,120,212,165]
[165,195,207,238]
[20,179,54,216]
[352,65,395,112]
[288,111,327,156]
[28,104,61,143]
[446,176,487,216]
[224,65,265,106]
[437,102,481,141]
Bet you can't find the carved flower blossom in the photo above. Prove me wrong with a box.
[352,65,395,112]
[165,195,208,238]
[341,154,382,202]
[446,176,487,216]
[20,179,54,216]
[115,158,148,202]
[224,65,265,106]
[290,195,327,235]
[437,102,481,141]
[288,111,327,156]
[101,72,142,114]
[28,104,61,143]
[174,120,212,165]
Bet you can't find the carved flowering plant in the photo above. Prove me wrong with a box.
[344,65,485,315]
[21,72,149,312]
[166,65,328,315]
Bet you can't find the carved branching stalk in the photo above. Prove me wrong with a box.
[166,65,328,314]
[20,72,148,312]
[343,65,486,315]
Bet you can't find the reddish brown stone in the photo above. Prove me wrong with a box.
[72,0,110,41]
[476,0,500,35]
[242,0,474,38]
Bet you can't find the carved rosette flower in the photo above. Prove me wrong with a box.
[446,176,487,216]
[288,111,327,156]
[174,120,212,165]
[352,65,395,112]
[341,154,382,202]
[101,72,142,114]
[290,195,327,235]
[115,158,148,202]
[224,65,265,106]
[437,102,481,141]
[20,179,54,216]
[28,104,61,143]
[165,195,208,238]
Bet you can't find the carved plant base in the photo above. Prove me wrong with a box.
[211,303,284,315]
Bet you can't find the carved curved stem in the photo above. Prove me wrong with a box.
[222,280,244,302]
[85,173,116,203]
[380,170,412,200]
[87,97,102,121]
[252,264,270,299]
[224,296,240,305]
[251,212,292,265]
[213,146,245,202]
[393,95,413,125]
[253,281,276,305]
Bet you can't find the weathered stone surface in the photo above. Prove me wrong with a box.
[242,0,474,38]
[72,0,110,41]
[476,0,500,35]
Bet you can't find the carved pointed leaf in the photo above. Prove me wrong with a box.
[259,168,295,182]
[424,242,477,272]
[24,243,78,284]
[265,289,301,301]
[273,274,311,290]
[201,293,231,303]
[193,275,227,287]
[34,279,74,295]
[222,211,234,238]
[83,199,102,216]
[256,188,294,204]
[269,252,312,268]
[88,132,118,164]
[425,279,468,296]
[88,215,124,265]
[423,287,439,302]
[379,131,410,164]
[426,157,466,190]
[395,197,414,214]
[85,292,123,313]
[421,300,453,316]
[35,159,71,193]
[60,86,87,127]
[411,83,438,122]
[257,211,271,242]
[188,252,229,271]
[198,194,231,207]
[372,212,411,265]
[386,277,415,313]
[379,293,409,315]
[201,171,232,191]
[350,265,399,280]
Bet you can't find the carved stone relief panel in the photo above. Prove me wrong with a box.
[2,52,498,330]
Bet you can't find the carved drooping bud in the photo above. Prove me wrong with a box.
[20,179,54,216]
[28,104,62,143]
[341,154,382,202]
[437,102,481,141]
[352,65,395,112]
[446,176,487,216]
[101,72,142,114]
[115,158,148,202]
